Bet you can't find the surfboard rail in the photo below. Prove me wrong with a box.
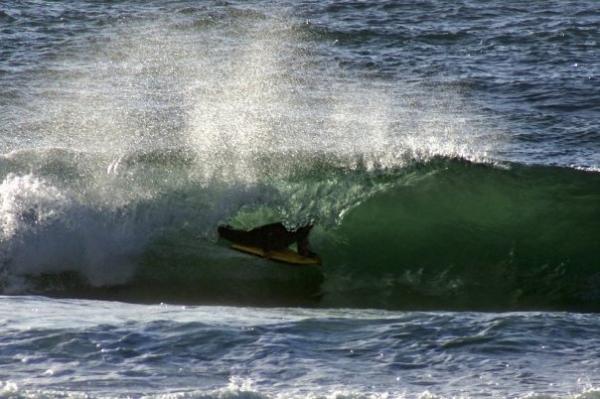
[230,244,321,266]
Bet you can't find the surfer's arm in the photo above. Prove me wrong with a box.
[297,237,310,257]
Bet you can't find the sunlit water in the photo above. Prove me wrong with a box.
[1,0,599,397]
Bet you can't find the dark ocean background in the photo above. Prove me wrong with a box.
[0,1,599,397]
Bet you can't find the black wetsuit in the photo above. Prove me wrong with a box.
[218,222,315,257]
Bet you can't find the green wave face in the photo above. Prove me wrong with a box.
[131,157,600,310]
[2,151,599,310]
[315,159,600,310]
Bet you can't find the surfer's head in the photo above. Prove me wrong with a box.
[217,224,233,236]
[296,223,314,235]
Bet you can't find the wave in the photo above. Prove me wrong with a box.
[0,148,598,310]
[319,158,600,310]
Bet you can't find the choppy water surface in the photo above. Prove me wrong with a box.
[1,296,600,399]
[1,0,599,397]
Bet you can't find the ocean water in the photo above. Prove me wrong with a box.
[0,0,599,397]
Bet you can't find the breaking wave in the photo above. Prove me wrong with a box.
[0,148,598,310]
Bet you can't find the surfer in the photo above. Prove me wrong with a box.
[218,222,317,258]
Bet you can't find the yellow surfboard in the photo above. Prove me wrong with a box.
[231,244,321,266]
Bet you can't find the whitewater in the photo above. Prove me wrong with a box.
[1,0,599,397]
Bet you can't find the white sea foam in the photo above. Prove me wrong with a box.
[0,174,143,290]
